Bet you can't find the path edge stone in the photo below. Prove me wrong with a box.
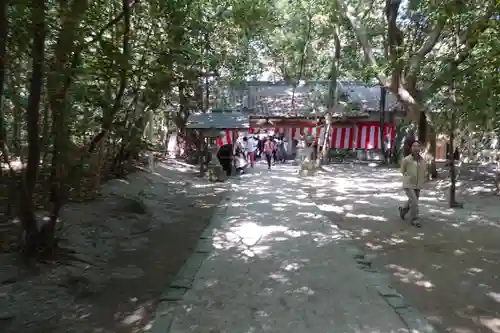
[309,185,442,332]
[339,240,443,333]
[146,191,233,333]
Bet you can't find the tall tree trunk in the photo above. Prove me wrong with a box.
[448,19,462,208]
[20,0,45,256]
[321,25,341,164]
[46,0,89,242]
[290,11,312,114]
[0,0,9,161]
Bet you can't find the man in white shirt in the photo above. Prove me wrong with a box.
[246,136,257,167]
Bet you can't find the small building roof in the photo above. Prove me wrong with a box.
[185,111,249,129]
[338,81,399,112]
[212,80,400,118]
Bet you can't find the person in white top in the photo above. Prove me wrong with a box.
[238,137,248,159]
[246,136,257,167]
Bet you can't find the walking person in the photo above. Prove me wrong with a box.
[279,137,288,163]
[263,137,274,170]
[234,146,248,175]
[239,137,248,160]
[271,136,278,164]
[246,135,257,167]
[217,144,233,177]
[399,140,427,227]
[257,136,264,159]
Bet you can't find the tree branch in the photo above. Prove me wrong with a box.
[426,3,497,96]
[80,0,139,51]
[336,0,417,105]
[406,16,447,80]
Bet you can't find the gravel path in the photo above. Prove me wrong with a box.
[309,164,500,333]
[154,163,419,333]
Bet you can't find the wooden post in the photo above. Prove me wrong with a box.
[148,108,154,173]
[379,86,387,162]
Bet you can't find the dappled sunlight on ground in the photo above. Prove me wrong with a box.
[310,164,500,333]
[163,162,411,333]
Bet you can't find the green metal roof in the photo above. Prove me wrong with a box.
[186,111,249,129]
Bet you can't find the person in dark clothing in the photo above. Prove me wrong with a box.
[217,144,233,176]
[402,130,416,157]
[257,136,264,159]
[271,136,278,164]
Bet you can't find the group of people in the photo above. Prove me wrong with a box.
[217,134,289,175]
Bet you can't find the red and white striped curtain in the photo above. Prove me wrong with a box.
[331,123,395,149]
[249,123,395,150]
[331,127,356,149]
[249,127,323,145]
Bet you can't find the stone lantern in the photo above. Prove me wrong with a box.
[203,128,225,181]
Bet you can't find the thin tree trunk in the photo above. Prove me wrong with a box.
[290,11,312,114]
[20,0,45,256]
[448,19,462,208]
[321,25,341,164]
[47,0,89,241]
[0,0,9,160]
[88,0,131,154]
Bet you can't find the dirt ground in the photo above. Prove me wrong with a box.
[309,163,500,333]
[0,160,228,333]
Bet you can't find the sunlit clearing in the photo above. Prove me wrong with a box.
[270,175,300,183]
[191,183,217,188]
[419,195,440,202]
[354,200,370,204]
[283,199,315,206]
[210,221,313,257]
[345,213,388,222]
[143,321,153,331]
[205,279,218,287]
[281,262,302,271]
[414,280,434,288]
[298,212,320,219]
[317,204,344,213]
[487,292,500,303]
[360,228,372,236]
[121,306,146,325]
[311,231,346,244]
[384,237,405,245]
[478,317,500,333]
[428,207,455,216]
[256,199,271,204]
[292,286,315,295]
[230,222,288,245]
[285,229,308,237]
[387,264,434,289]
[269,272,289,283]
[366,242,383,250]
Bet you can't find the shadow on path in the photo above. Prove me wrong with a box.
[310,164,500,333]
[156,163,419,333]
